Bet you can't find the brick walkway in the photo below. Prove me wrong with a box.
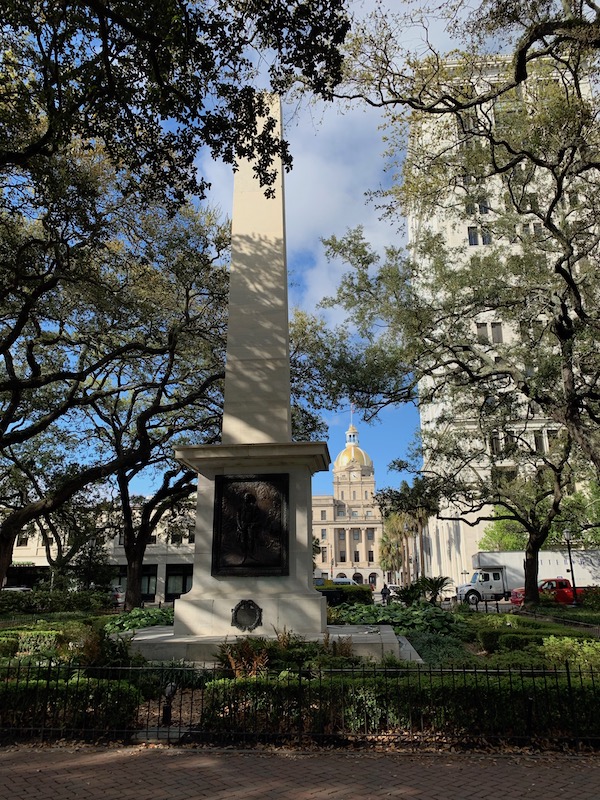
[1,745,600,799]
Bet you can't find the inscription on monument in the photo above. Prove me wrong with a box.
[212,474,289,576]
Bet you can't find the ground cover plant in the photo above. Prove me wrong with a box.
[329,599,600,669]
[104,607,174,633]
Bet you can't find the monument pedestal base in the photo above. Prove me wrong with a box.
[130,624,404,663]
[173,442,330,638]
[174,589,326,637]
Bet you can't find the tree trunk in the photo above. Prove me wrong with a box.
[0,531,18,588]
[524,538,540,605]
[123,554,143,611]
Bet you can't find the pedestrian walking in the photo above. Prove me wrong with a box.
[381,583,390,605]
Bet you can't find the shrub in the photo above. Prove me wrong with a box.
[0,673,140,736]
[0,589,112,616]
[498,633,544,652]
[406,632,473,666]
[0,635,18,657]
[317,584,373,607]
[197,669,600,742]
[541,636,600,670]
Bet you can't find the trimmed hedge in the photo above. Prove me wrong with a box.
[0,636,18,658]
[0,589,112,616]
[317,585,374,607]
[198,670,600,741]
[0,674,140,738]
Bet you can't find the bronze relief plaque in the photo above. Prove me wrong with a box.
[212,474,289,576]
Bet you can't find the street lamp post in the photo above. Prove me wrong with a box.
[564,529,579,606]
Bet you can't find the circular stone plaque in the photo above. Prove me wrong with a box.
[231,599,263,632]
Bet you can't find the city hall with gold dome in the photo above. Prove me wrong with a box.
[311,421,385,589]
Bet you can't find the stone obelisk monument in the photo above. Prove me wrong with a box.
[173,97,330,638]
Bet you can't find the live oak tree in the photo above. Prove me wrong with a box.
[1,0,351,205]
[0,179,230,589]
[334,4,600,476]
[321,223,589,602]
[480,482,600,552]
[0,1,353,595]
[310,4,600,603]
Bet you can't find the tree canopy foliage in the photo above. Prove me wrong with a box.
[306,2,600,604]
[0,1,354,595]
[1,0,351,204]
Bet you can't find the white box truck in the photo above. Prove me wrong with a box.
[456,549,600,603]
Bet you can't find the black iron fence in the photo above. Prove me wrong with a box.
[1,660,599,748]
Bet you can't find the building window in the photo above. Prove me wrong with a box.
[491,322,503,343]
[481,227,492,245]
[353,550,360,562]
[341,491,344,499]
[337,508,345,517]
[365,510,372,517]
[547,429,559,448]
[165,565,192,602]
[352,529,360,540]
[352,491,356,500]
[534,430,545,453]
[321,547,327,563]
[468,226,479,246]
[320,510,326,520]
[476,322,488,342]
[188,532,195,544]
[339,551,346,562]
[16,533,28,547]
[351,511,358,518]
[338,530,346,540]
[490,432,502,455]
[141,570,158,600]
[171,533,183,545]
[479,199,490,214]
[368,551,374,563]
[367,528,375,540]
[364,491,368,500]
[321,528,327,540]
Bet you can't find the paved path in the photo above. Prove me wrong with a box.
[1,745,600,799]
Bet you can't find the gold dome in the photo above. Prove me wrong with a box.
[333,423,373,470]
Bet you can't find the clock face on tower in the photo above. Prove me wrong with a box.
[350,471,359,480]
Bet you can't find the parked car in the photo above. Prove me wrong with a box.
[511,578,587,605]
[387,584,401,596]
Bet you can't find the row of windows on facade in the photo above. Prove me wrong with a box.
[320,528,376,541]
[321,547,375,563]
[465,192,541,216]
[116,564,193,602]
[15,532,195,548]
[318,508,374,520]
[339,489,371,501]
[489,428,559,456]
[467,222,543,246]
